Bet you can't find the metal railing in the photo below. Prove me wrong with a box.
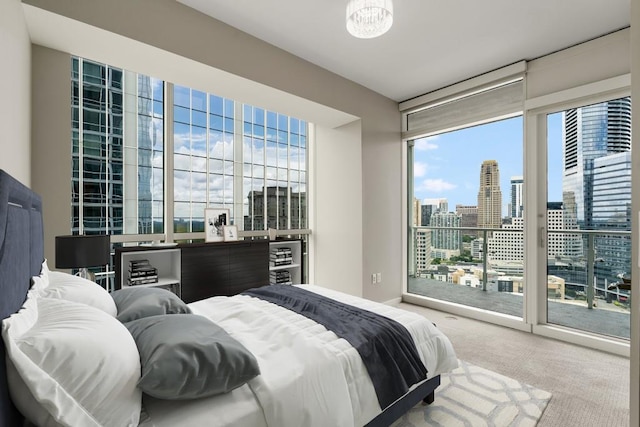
[408,225,631,338]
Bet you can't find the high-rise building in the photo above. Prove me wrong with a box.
[477,160,502,231]
[429,211,461,251]
[488,204,575,262]
[510,176,524,218]
[412,198,421,226]
[245,186,305,230]
[562,98,631,228]
[415,229,432,275]
[420,204,434,227]
[592,151,632,277]
[562,97,631,278]
[455,204,478,236]
[423,198,448,215]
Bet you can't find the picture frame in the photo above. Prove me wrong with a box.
[223,225,238,242]
[204,208,229,242]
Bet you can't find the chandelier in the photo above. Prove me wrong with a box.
[346,0,394,39]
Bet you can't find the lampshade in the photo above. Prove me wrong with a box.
[346,0,393,39]
[55,235,110,269]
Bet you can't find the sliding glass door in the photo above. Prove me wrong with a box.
[407,116,525,318]
[545,96,631,340]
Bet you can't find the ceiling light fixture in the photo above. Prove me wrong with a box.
[346,0,393,39]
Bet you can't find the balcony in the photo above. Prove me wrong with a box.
[408,226,631,340]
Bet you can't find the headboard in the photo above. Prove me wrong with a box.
[0,169,43,426]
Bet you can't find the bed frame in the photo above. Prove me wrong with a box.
[0,169,439,427]
[0,170,43,426]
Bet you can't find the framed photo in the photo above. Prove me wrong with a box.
[223,225,238,242]
[204,208,229,242]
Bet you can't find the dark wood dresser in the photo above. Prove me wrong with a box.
[179,240,269,302]
[114,240,269,303]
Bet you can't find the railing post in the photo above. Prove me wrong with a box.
[586,233,595,309]
[482,229,488,291]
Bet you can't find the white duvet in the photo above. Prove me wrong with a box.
[140,285,458,427]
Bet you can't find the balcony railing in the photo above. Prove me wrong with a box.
[408,226,630,340]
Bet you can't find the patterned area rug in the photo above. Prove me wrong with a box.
[392,360,551,427]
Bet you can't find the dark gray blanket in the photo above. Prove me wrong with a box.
[242,285,427,409]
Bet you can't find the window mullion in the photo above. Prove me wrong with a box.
[165,82,175,243]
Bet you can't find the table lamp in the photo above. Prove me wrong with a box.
[55,234,110,280]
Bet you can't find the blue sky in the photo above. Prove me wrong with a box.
[413,113,564,214]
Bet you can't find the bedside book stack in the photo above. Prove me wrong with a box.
[128,259,158,286]
[270,247,292,267]
[270,270,292,285]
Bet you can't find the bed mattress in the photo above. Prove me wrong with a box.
[140,285,457,427]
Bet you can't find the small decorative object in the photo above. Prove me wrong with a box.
[268,228,278,241]
[204,208,229,242]
[223,225,238,242]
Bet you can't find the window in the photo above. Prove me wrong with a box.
[407,116,524,318]
[72,57,308,240]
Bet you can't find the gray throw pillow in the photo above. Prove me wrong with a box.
[124,314,260,400]
[111,287,191,323]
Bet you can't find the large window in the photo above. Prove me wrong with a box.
[402,62,632,349]
[72,57,308,240]
[407,116,524,318]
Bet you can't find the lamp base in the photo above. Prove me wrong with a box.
[76,268,95,282]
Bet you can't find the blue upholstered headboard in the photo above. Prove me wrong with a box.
[0,169,43,426]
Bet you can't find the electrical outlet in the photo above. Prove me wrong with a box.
[371,273,377,284]
[376,273,382,283]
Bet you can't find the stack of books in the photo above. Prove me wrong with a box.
[270,270,292,285]
[270,247,292,267]
[128,259,158,285]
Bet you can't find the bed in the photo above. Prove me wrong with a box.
[0,169,458,427]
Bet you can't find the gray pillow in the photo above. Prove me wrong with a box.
[124,314,260,400]
[111,287,191,323]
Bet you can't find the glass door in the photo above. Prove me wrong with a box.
[407,116,524,318]
[545,96,631,340]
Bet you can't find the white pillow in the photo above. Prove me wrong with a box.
[35,271,117,317]
[2,297,142,427]
[30,259,50,293]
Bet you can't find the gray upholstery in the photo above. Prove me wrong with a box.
[0,170,43,426]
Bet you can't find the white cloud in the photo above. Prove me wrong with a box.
[414,136,439,151]
[414,161,428,178]
[418,178,456,193]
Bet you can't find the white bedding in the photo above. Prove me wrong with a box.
[140,285,458,427]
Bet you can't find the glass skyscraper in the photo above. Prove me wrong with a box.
[562,97,632,279]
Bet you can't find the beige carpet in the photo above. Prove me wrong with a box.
[391,360,551,427]
[395,302,630,427]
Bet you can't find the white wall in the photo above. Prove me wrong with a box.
[311,121,363,296]
[30,46,71,268]
[0,0,31,184]
[527,29,630,100]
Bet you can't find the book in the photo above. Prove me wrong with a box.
[127,276,159,285]
[129,267,158,277]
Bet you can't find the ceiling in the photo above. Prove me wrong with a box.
[177,0,630,102]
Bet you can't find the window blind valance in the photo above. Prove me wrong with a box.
[405,80,524,135]
[400,62,525,138]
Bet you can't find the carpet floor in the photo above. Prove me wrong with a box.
[395,302,630,427]
[391,360,551,427]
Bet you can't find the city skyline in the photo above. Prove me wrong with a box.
[413,114,564,215]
